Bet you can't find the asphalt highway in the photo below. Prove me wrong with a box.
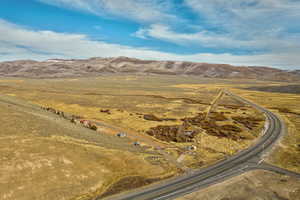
[103,91,293,200]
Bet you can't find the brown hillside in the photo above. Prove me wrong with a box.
[0,57,299,81]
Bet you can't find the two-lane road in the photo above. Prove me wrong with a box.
[102,91,285,200]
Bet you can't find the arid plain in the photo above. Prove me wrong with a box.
[0,75,299,200]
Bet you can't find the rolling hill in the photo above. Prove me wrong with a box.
[0,57,299,81]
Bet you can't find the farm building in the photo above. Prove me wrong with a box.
[80,120,91,127]
[186,145,197,151]
[116,132,127,137]
[133,141,141,146]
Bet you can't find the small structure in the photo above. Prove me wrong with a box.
[133,141,141,146]
[80,120,91,127]
[186,145,197,151]
[183,131,194,136]
[79,120,97,131]
[116,132,127,137]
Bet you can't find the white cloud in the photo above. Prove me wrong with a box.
[184,0,300,36]
[131,0,300,59]
[134,24,257,48]
[38,0,300,58]
[38,0,176,23]
[0,19,299,70]
[134,24,300,52]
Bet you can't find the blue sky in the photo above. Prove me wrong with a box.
[0,0,300,69]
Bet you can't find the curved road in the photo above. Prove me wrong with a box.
[103,91,289,200]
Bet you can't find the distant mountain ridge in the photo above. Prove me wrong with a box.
[0,57,299,81]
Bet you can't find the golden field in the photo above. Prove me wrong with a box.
[0,75,299,199]
[0,95,175,200]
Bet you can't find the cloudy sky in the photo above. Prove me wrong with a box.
[1,0,300,69]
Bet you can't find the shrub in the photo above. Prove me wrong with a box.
[90,125,98,131]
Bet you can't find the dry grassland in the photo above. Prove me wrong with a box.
[1,75,298,199]
[230,87,300,173]
[0,96,175,200]
[0,76,266,169]
[169,80,300,172]
[176,170,300,200]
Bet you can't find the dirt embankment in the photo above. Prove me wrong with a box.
[143,114,177,122]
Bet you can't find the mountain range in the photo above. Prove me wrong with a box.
[0,57,299,81]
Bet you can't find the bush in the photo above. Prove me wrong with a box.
[90,125,98,131]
